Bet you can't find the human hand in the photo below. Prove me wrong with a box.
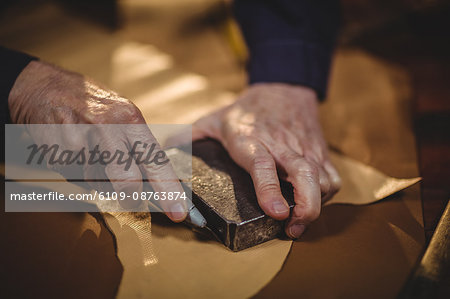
[8,60,187,221]
[187,83,341,238]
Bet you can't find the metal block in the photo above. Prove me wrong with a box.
[168,140,294,251]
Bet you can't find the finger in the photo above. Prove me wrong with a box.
[104,153,143,210]
[317,165,331,198]
[93,127,143,210]
[287,140,333,200]
[323,160,341,201]
[128,125,187,222]
[227,139,290,220]
[277,154,321,239]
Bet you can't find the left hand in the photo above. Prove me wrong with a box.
[9,61,188,220]
[186,83,341,238]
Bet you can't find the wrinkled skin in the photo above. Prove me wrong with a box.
[10,60,340,239]
[187,83,341,238]
[9,60,187,221]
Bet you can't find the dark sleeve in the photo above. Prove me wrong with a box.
[233,0,340,99]
[0,46,37,124]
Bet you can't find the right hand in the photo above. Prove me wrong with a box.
[8,60,187,221]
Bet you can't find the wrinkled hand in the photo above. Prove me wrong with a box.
[8,60,187,221]
[190,83,341,238]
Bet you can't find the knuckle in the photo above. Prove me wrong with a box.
[144,161,166,173]
[296,162,319,181]
[277,150,299,164]
[258,182,280,195]
[121,103,144,123]
[251,155,274,171]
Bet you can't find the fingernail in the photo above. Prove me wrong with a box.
[170,203,187,221]
[272,201,289,214]
[289,224,306,239]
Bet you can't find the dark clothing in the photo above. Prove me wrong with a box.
[233,0,339,99]
[0,0,339,124]
[0,46,37,124]
[0,47,35,163]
